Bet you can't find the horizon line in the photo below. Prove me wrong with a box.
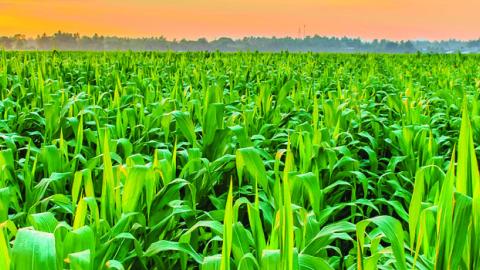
[3,31,480,43]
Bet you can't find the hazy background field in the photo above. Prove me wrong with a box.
[2,33,480,53]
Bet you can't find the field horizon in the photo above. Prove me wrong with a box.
[1,32,480,53]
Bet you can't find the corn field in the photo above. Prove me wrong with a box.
[0,51,480,269]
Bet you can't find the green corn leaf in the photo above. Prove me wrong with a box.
[63,226,95,260]
[237,253,259,270]
[0,225,10,270]
[172,111,197,145]
[11,229,57,270]
[145,240,203,264]
[101,129,116,224]
[202,255,222,270]
[0,149,14,184]
[282,140,295,270]
[247,184,266,261]
[68,250,92,270]
[106,260,125,270]
[356,216,407,270]
[435,150,456,270]
[298,254,333,270]
[0,188,9,222]
[221,178,234,270]
[409,168,425,251]
[277,80,295,110]
[448,192,472,269]
[122,165,150,213]
[236,147,269,192]
[28,212,58,233]
[261,249,281,270]
[456,100,478,197]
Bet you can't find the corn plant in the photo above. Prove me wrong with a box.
[0,51,479,269]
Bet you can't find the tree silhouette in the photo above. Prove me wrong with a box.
[0,32,479,53]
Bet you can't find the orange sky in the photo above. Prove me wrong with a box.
[0,0,479,40]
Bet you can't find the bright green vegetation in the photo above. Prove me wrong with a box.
[0,51,480,269]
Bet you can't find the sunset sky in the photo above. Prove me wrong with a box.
[0,0,479,41]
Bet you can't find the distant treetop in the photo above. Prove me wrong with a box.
[1,32,479,53]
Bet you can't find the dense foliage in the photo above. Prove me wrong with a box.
[0,51,480,269]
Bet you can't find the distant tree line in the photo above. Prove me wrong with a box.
[1,31,480,53]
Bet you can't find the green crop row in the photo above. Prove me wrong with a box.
[0,51,479,269]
